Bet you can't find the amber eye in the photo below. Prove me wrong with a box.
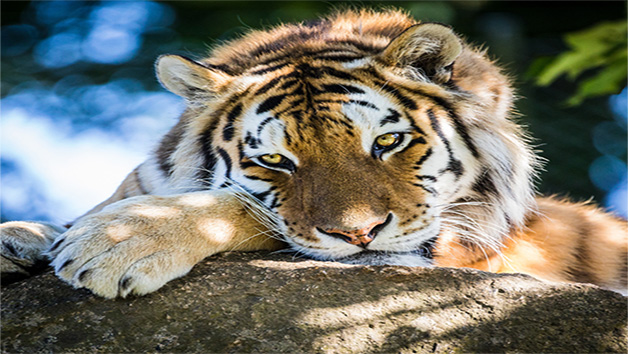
[257,154,296,172]
[376,133,399,147]
[372,133,404,159]
[260,154,283,165]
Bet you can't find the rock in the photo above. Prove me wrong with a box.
[2,251,626,353]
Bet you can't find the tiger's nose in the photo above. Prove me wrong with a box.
[318,214,392,248]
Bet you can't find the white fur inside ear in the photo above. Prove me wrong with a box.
[381,23,462,80]
[155,55,216,98]
[409,23,462,65]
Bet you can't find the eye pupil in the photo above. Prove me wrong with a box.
[372,133,404,159]
[261,154,283,164]
[376,133,398,147]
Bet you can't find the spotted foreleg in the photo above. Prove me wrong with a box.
[48,190,284,298]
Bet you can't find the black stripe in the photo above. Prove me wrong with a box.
[413,148,433,169]
[243,175,273,182]
[405,87,453,111]
[408,113,427,136]
[446,159,464,178]
[413,183,438,196]
[240,160,259,169]
[254,48,355,68]
[334,39,379,53]
[255,76,284,95]
[244,132,260,149]
[257,117,276,137]
[295,63,323,79]
[155,121,184,177]
[320,84,365,94]
[403,86,479,159]
[251,61,289,75]
[206,63,236,76]
[223,103,243,142]
[403,137,427,152]
[472,169,498,195]
[216,148,232,179]
[565,218,598,284]
[251,190,271,202]
[427,109,464,178]
[285,98,304,111]
[312,54,363,62]
[284,127,293,146]
[415,175,437,182]
[319,66,358,81]
[134,169,149,195]
[199,120,219,184]
[349,99,379,110]
[281,79,299,90]
[377,83,417,111]
[380,108,401,126]
[448,111,479,158]
[257,94,287,114]
[255,71,300,96]
[269,195,282,209]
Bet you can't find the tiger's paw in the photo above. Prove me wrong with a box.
[47,197,205,299]
[1,221,65,283]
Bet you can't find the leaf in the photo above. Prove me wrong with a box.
[534,50,606,86]
[567,60,628,106]
[530,19,628,105]
[565,21,627,51]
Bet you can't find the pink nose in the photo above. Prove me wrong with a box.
[321,219,387,247]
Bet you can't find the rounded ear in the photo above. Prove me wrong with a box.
[155,55,231,100]
[379,23,462,84]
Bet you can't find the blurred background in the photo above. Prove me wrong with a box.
[1,1,626,224]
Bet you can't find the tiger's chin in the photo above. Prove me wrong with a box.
[288,233,439,268]
[336,249,435,267]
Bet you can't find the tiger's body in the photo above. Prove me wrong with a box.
[2,9,626,298]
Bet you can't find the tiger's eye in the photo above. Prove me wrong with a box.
[260,154,283,165]
[376,133,399,147]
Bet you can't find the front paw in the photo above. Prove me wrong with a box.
[1,221,65,281]
[48,203,197,298]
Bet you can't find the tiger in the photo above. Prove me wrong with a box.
[1,9,626,298]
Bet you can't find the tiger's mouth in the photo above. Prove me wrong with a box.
[338,236,437,260]
[291,236,439,267]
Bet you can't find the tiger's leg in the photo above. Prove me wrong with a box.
[442,197,628,294]
[496,197,628,294]
[48,190,284,298]
[1,221,66,284]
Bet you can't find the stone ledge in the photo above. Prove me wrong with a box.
[2,251,626,353]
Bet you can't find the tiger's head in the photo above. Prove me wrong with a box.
[150,10,537,266]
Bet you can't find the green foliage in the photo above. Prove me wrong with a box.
[529,20,627,106]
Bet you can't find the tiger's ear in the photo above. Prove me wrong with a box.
[155,55,231,100]
[380,23,462,84]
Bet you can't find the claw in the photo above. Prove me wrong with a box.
[57,259,74,272]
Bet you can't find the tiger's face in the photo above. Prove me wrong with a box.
[233,82,459,258]
[223,77,474,262]
[154,18,535,266]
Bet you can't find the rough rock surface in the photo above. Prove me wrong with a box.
[2,251,626,353]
